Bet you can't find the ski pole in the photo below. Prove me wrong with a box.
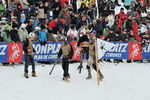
[49,59,58,75]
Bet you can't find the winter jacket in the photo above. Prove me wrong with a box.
[2,31,12,42]
[26,25,33,34]
[118,11,128,30]
[23,38,36,55]
[106,15,115,28]
[58,9,70,25]
[37,7,45,19]
[125,19,133,32]
[18,28,28,41]
[77,35,89,47]
[51,1,62,19]
[58,42,74,59]
[56,33,66,42]
[67,28,78,41]
[10,29,20,42]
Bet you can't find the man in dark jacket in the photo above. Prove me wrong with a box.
[23,32,36,78]
[57,39,74,82]
[10,25,20,42]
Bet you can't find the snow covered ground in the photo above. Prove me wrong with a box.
[0,62,150,100]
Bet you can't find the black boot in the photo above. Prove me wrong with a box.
[86,69,92,79]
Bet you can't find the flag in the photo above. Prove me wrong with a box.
[97,39,116,59]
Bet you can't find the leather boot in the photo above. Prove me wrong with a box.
[24,72,29,78]
[86,69,92,79]
[32,71,36,77]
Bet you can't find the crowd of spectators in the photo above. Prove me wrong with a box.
[0,0,150,64]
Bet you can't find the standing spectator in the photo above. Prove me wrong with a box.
[51,0,62,19]
[37,2,45,26]
[125,15,133,32]
[23,32,36,78]
[58,7,71,26]
[26,19,33,34]
[105,12,115,28]
[20,0,29,19]
[96,16,105,37]
[118,8,128,30]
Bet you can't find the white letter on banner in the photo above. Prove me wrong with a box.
[110,43,119,52]
[47,44,53,53]
[0,45,7,55]
[147,44,150,52]
[35,44,41,54]
[120,43,127,52]
[52,43,61,53]
[41,45,47,54]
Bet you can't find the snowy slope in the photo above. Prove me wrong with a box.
[0,62,150,100]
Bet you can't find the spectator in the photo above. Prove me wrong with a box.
[18,23,28,41]
[10,25,20,42]
[67,24,78,41]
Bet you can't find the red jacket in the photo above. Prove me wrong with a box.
[48,20,57,29]
[118,11,128,30]
[132,22,139,36]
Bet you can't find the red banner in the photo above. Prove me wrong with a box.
[71,41,82,61]
[7,42,23,63]
[128,42,142,60]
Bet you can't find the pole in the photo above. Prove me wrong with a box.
[49,60,58,75]
[94,36,100,85]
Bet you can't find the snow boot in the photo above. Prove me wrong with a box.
[24,72,29,78]
[62,77,70,82]
[86,70,92,79]
[67,74,71,79]
[32,71,36,77]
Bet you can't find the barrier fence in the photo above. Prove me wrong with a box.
[0,41,150,63]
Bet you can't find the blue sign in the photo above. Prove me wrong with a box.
[0,43,8,63]
[103,42,128,59]
[142,44,150,59]
[32,42,61,61]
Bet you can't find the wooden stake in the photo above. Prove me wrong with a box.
[94,36,100,85]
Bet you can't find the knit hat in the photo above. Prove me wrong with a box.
[28,32,35,38]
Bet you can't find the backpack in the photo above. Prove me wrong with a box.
[39,30,47,42]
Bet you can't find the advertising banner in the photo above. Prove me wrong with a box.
[103,42,128,59]
[142,44,150,59]
[32,42,61,61]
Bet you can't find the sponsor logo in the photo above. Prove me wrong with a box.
[0,45,7,55]
[129,43,140,59]
[9,44,21,61]
[109,43,128,52]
